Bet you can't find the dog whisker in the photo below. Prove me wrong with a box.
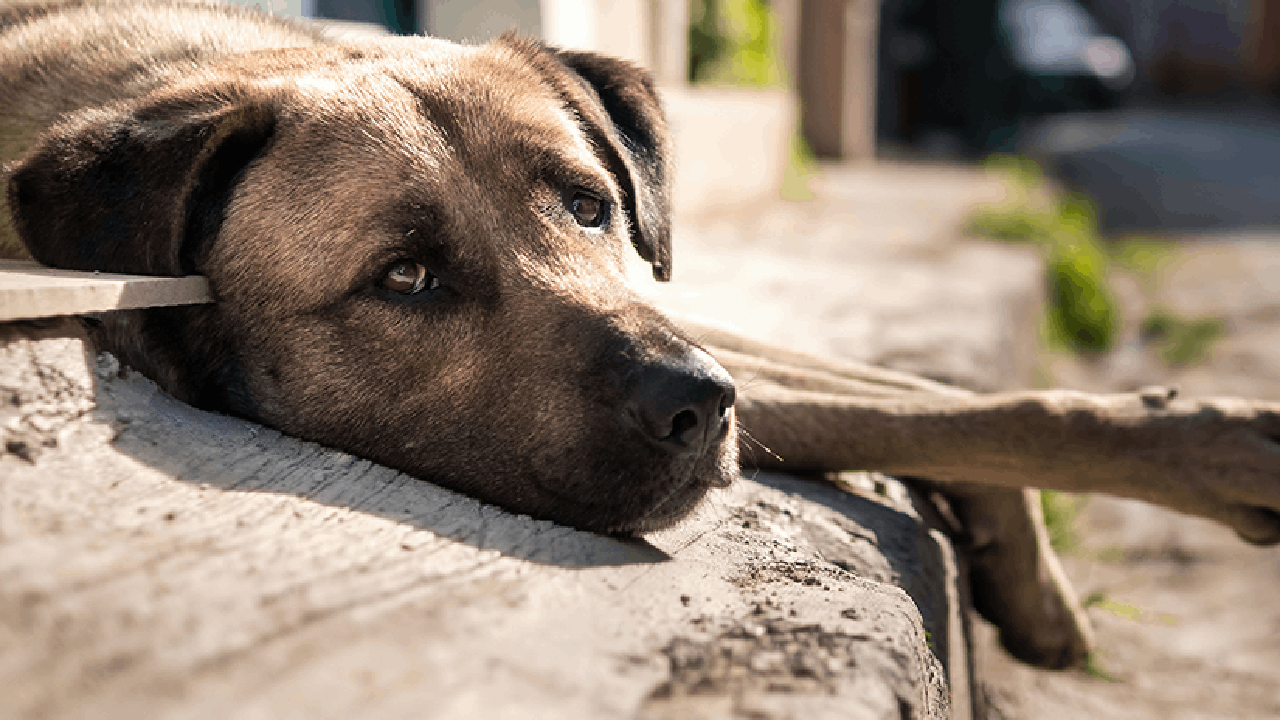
[737,425,782,464]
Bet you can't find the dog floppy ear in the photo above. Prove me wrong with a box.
[7,96,275,276]
[554,49,673,280]
[505,36,673,281]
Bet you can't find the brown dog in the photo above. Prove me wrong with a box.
[2,0,740,537]
[4,0,1280,672]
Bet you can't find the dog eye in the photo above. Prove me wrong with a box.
[380,260,439,295]
[568,191,606,228]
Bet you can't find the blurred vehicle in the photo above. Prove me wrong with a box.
[878,0,1135,153]
[1003,0,1134,101]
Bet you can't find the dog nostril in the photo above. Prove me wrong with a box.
[665,408,701,444]
[719,384,736,414]
[628,354,735,453]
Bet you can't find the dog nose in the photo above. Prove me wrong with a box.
[628,350,736,453]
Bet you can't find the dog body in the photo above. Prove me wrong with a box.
[5,0,1280,672]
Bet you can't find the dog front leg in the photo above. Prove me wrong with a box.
[732,382,1280,546]
[916,480,1094,669]
[687,319,1279,542]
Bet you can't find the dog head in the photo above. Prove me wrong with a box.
[7,35,738,534]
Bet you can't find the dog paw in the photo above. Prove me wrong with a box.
[1111,395,1280,546]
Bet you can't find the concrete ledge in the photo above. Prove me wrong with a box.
[0,261,211,321]
[663,87,797,219]
[0,319,964,719]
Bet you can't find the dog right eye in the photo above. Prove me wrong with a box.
[567,190,607,228]
[380,261,439,295]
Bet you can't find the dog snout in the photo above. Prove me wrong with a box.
[627,349,736,454]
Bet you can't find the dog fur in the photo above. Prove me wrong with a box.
[3,0,740,538]
[5,0,1280,672]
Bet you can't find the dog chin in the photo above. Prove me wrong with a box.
[604,434,740,536]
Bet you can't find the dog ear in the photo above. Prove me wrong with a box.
[507,37,674,281]
[7,96,275,276]
[554,49,673,281]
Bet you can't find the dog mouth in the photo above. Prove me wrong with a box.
[611,472,715,535]
[520,418,739,536]
[603,428,741,536]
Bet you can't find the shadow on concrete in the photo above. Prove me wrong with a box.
[97,362,672,568]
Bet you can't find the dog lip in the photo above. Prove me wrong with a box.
[584,437,736,534]
[623,438,739,529]
[606,475,711,535]
[521,453,706,523]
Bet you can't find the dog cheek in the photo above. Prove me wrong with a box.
[230,360,297,428]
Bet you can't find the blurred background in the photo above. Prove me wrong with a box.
[228,0,1280,236]
[229,2,1280,717]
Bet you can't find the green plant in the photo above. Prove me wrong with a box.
[1083,652,1123,683]
[1083,591,1179,626]
[965,155,1049,242]
[688,0,730,83]
[1109,237,1170,286]
[985,153,1044,186]
[1040,490,1087,552]
[687,0,783,87]
[1045,227,1119,352]
[1083,592,1141,620]
[1140,308,1224,367]
[964,202,1047,242]
[780,131,817,201]
[727,0,782,86]
[966,157,1119,353]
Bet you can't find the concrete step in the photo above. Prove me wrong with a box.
[663,86,797,219]
[655,162,1044,393]
[0,319,961,720]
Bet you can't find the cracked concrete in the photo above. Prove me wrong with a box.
[0,321,97,461]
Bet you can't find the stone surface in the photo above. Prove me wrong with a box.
[0,319,961,720]
[0,321,97,461]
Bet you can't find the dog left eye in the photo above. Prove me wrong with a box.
[380,261,439,295]
[568,191,607,228]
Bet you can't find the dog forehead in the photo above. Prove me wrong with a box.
[388,45,594,162]
[261,43,597,176]
[217,44,621,304]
